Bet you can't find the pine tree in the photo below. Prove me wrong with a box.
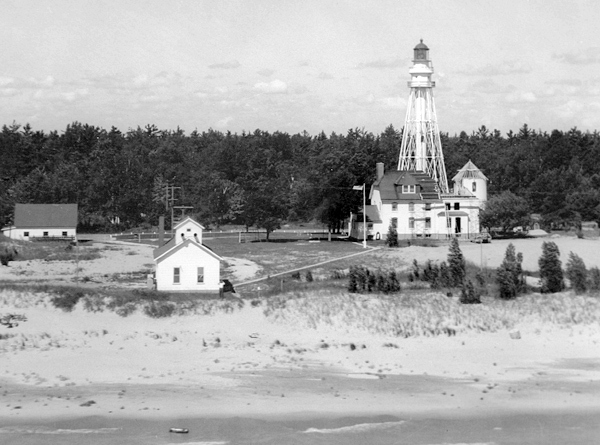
[538,241,564,293]
[447,237,466,287]
[566,251,587,294]
[386,222,398,247]
[496,243,524,299]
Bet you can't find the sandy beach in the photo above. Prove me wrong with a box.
[1,235,600,444]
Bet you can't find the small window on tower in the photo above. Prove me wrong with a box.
[472,181,477,192]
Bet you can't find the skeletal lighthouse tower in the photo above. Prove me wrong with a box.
[398,40,449,193]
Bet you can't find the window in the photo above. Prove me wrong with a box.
[402,185,415,194]
[62,231,68,237]
[43,231,49,237]
[173,267,181,284]
[454,202,460,210]
[445,203,451,211]
[409,202,414,212]
[425,203,431,211]
[197,267,204,284]
[24,231,29,237]
[391,217,398,229]
[409,217,415,229]
[425,218,431,229]
[472,181,477,192]
[391,202,397,211]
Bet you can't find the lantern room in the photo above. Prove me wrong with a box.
[413,39,429,62]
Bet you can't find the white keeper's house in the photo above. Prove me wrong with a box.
[349,161,487,241]
[153,216,223,293]
[1,203,78,241]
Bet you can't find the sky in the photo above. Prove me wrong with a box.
[1,0,599,136]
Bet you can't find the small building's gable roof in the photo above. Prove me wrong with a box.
[153,238,223,263]
[452,160,488,182]
[372,170,441,202]
[174,217,204,232]
[14,204,78,228]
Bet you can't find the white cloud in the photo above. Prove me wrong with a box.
[505,91,537,103]
[29,76,55,87]
[253,79,287,94]
[216,116,233,128]
[0,77,15,86]
[208,60,241,70]
[62,88,89,102]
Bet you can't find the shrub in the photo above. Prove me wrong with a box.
[305,270,313,282]
[144,301,176,318]
[538,241,564,293]
[496,243,524,300]
[291,271,301,281]
[460,279,480,304]
[447,238,466,287]
[0,246,17,266]
[386,222,398,247]
[412,259,420,280]
[566,252,587,294]
[347,265,400,294]
[51,290,85,312]
[588,267,600,292]
[422,260,440,288]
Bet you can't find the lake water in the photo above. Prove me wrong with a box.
[1,411,599,445]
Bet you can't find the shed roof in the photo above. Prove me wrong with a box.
[14,204,78,228]
[153,238,223,263]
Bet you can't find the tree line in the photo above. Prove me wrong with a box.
[1,122,599,234]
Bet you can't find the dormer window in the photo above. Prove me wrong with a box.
[402,185,415,194]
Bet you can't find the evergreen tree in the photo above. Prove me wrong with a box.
[460,279,480,304]
[538,241,564,293]
[496,243,524,299]
[447,237,466,287]
[386,221,398,247]
[565,251,587,294]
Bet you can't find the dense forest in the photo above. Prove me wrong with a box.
[1,122,600,233]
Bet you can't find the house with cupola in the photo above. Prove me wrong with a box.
[349,161,487,241]
[153,216,223,293]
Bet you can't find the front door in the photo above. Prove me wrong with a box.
[455,217,462,234]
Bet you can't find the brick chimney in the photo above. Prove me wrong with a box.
[376,162,384,181]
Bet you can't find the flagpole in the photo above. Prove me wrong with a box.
[362,183,366,248]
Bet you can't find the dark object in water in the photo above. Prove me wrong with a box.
[169,428,189,434]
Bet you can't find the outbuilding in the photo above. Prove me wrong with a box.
[153,217,223,293]
[1,203,78,241]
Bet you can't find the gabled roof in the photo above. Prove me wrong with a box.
[452,160,488,182]
[174,216,204,231]
[371,170,441,202]
[14,204,78,228]
[153,238,223,263]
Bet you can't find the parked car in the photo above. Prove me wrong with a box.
[471,233,492,244]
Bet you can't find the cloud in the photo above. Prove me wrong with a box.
[253,79,287,94]
[28,76,55,87]
[208,60,241,69]
[458,61,530,76]
[553,47,600,65]
[0,88,18,97]
[0,77,15,87]
[216,116,233,128]
[355,57,403,69]
[317,72,334,80]
[62,88,89,102]
[257,68,275,77]
[505,91,537,103]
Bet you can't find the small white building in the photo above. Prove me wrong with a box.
[153,217,223,293]
[1,203,78,241]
